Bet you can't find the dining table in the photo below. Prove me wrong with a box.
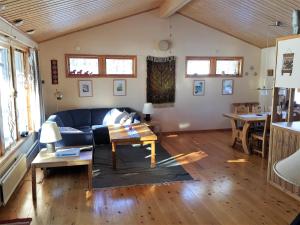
[223,112,269,154]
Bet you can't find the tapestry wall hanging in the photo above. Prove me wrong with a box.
[146,56,176,104]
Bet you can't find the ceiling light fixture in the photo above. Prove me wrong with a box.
[26,29,35,35]
[13,19,24,26]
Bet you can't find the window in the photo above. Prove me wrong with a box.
[0,46,40,156]
[186,58,210,76]
[0,47,16,149]
[216,58,242,76]
[295,89,300,104]
[186,56,243,77]
[65,54,136,77]
[14,50,29,135]
[66,55,100,77]
[105,56,135,76]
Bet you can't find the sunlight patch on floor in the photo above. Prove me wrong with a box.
[226,159,248,163]
[157,151,208,167]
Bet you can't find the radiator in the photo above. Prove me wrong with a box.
[0,155,27,205]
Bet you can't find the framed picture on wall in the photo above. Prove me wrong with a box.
[193,80,205,96]
[78,80,93,97]
[222,79,234,95]
[113,79,126,96]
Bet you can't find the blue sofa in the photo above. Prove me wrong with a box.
[45,107,141,147]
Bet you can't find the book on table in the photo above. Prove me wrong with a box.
[55,148,80,157]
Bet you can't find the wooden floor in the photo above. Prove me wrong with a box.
[0,131,299,225]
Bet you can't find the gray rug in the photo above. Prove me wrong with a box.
[92,143,193,188]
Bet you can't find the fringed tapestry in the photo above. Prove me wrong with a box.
[146,56,176,104]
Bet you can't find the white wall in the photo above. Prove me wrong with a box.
[259,47,276,111]
[38,10,261,132]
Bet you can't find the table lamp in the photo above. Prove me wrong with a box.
[143,103,154,122]
[40,122,62,152]
[273,150,300,225]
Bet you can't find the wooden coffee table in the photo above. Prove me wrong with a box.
[108,123,157,169]
[31,146,93,201]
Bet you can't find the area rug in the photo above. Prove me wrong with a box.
[0,218,32,225]
[93,143,193,188]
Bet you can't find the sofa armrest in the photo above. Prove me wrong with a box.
[92,125,110,145]
[56,132,93,147]
[39,127,93,148]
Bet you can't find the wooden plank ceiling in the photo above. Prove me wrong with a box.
[179,0,297,48]
[0,0,163,43]
[0,0,298,47]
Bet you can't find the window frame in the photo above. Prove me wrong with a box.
[185,56,243,78]
[65,54,102,78]
[0,45,33,156]
[65,54,137,78]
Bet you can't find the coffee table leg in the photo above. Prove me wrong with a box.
[112,142,116,170]
[32,165,36,201]
[88,162,92,190]
[151,141,156,168]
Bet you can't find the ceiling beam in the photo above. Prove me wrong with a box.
[160,0,191,18]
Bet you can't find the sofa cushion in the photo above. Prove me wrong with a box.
[69,109,92,127]
[92,124,110,145]
[55,111,74,127]
[91,108,111,125]
[102,108,122,125]
[76,126,92,133]
[48,115,64,127]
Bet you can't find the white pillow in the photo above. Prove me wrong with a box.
[115,111,130,124]
[102,108,122,125]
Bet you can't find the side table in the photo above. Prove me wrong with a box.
[31,146,93,201]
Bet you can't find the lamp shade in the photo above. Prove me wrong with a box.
[143,103,154,114]
[39,122,62,144]
[273,150,300,186]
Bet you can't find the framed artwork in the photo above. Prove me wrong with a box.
[78,80,93,97]
[281,53,294,76]
[113,79,126,96]
[222,79,234,95]
[267,69,274,76]
[193,80,205,96]
[51,59,58,84]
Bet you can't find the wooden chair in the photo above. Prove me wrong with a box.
[233,105,249,114]
[250,114,271,158]
[252,105,263,113]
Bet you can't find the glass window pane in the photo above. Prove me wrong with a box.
[69,57,99,75]
[14,51,28,135]
[187,60,210,75]
[106,58,133,75]
[295,89,300,104]
[0,48,16,149]
[216,60,240,75]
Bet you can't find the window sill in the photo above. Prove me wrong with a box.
[66,74,136,78]
[186,74,242,78]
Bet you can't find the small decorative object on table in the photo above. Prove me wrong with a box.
[39,122,62,152]
[55,148,80,157]
[143,102,154,121]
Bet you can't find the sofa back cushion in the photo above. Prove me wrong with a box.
[91,108,112,125]
[69,109,92,127]
[55,111,74,127]
[47,115,64,127]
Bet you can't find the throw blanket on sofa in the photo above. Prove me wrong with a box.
[146,56,176,104]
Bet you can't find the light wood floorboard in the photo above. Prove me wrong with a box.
[0,131,299,225]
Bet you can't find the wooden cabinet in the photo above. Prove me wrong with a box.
[268,122,300,200]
